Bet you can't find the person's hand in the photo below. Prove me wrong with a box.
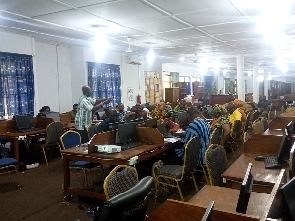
[107,97,113,101]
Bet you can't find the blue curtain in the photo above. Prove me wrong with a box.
[87,62,121,106]
[0,52,34,116]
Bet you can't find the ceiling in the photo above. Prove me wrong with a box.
[1,0,295,80]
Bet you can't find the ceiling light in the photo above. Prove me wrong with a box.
[147,50,155,62]
[126,37,133,53]
[92,33,108,59]
[179,56,185,61]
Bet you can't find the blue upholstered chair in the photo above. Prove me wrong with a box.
[0,157,21,189]
[60,130,104,188]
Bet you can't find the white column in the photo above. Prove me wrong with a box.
[264,70,268,99]
[236,54,245,101]
[253,63,259,103]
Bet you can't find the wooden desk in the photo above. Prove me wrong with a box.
[61,127,168,201]
[0,117,53,170]
[222,153,287,193]
[146,199,258,221]
[268,117,295,129]
[262,129,284,136]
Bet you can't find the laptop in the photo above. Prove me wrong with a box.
[15,115,40,132]
[157,123,174,138]
[45,112,60,122]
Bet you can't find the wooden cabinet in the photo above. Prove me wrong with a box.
[165,88,179,103]
[176,82,187,99]
[210,94,234,106]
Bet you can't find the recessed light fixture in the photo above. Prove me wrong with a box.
[180,55,185,61]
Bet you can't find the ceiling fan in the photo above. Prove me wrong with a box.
[126,37,133,53]
[190,53,198,63]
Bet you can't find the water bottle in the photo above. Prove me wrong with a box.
[10,113,14,120]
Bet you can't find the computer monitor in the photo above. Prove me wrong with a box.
[157,123,168,135]
[117,122,138,144]
[15,115,34,130]
[201,201,214,221]
[145,118,157,128]
[45,112,60,122]
[277,128,288,163]
[236,163,253,214]
[280,176,295,220]
[177,111,189,127]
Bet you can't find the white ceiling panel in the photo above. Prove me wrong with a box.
[215,31,262,42]
[155,28,205,40]
[174,36,220,45]
[0,0,70,17]
[147,0,231,14]
[177,5,245,27]
[54,0,121,8]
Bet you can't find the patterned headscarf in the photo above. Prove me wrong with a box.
[213,104,226,116]
[233,99,245,108]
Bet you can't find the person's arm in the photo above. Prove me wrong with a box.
[92,98,112,112]
[220,123,230,146]
[95,97,113,105]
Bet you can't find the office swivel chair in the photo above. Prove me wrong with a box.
[93,176,153,221]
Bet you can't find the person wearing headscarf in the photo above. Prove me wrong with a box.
[233,99,247,132]
[173,99,188,112]
[151,102,167,120]
[210,104,230,146]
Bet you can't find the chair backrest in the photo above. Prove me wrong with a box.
[94,176,153,221]
[103,165,139,199]
[252,120,264,134]
[183,136,201,174]
[201,201,214,221]
[244,111,252,132]
[252,110,260,123]
[260,117,269,131]
[205,144,228,186]
[268,111,275,122]
[209,128,221,145]
[236,163,254,214]
[60,130,81,149]
[46,122,64,144]
[233,120,242,138]
[88,124,100,139]
[280,176,295,220]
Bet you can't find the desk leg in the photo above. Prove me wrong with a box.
[13,137,20,171]
[63,157,71,201]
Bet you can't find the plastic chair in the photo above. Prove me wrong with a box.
[153,136,201,202]
[252,119,264,134]
[103,165,138,200]
[60,130,104,188]
[0,157,21,189]
[94,176,153,221]
[205,144,229,186]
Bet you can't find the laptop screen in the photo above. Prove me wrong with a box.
[45,112,60,122]
[117,122,138,144]
[15,115,34,130]
[157,123,168,134]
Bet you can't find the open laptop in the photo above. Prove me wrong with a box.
[15,115,40,132]
[157,123,174,138]
[45,112,60,122]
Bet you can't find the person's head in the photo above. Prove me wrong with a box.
[187,106,201,122]
[40,106,50,113]
[117,103,125,112]
[82,85,91,97]
[72,103,78,113]
[108,109,118,123]
[104,107,110,116]
[226,102,236,114]
[179,99,186,108]
[212,104,226,118]
[157,102,166,111]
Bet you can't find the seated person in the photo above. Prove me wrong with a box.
[131,103,147,119]
[151,102,167,120]
[37,106,51,117]
[170,107,211,165]
[97,109,118,133]
[67,103,78,121]
[233,99,247,133]
[100,107,110,120]
[116,103,135,122]
[160,99,172,112]
[257,95,271,114]
[210,104,230,146]
[226,102,242,142]
[173,99,188,112]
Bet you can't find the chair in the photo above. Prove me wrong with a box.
[103,165,138,200]
[228,120,242,157]
[260,117,269,131]
[244,111,252,132]
[36,121,63,165]
[268,111,275,123]
[94,176,153,221]
[153,136,201,202]
[280,176,295,221]
[205,144,229,186]
[252,119,264,134]
[88,124,100,139]
[251,110,260,123]
[60,130,104,188]
[0,157,21,189]
[209,128,221,145]
[201,201,214,221]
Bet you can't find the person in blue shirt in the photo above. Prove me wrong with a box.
[174,107,211,165]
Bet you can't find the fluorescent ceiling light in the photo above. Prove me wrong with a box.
[147,50,155,62]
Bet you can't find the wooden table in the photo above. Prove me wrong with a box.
[60,127,169,201]
[222,153,287,193]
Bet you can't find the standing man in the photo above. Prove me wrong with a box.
[75,85,113,144]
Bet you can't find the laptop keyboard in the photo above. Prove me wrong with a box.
[121,142,142,150]
[264,156,282,169]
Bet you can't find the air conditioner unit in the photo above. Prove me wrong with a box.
[126,55,143,65]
